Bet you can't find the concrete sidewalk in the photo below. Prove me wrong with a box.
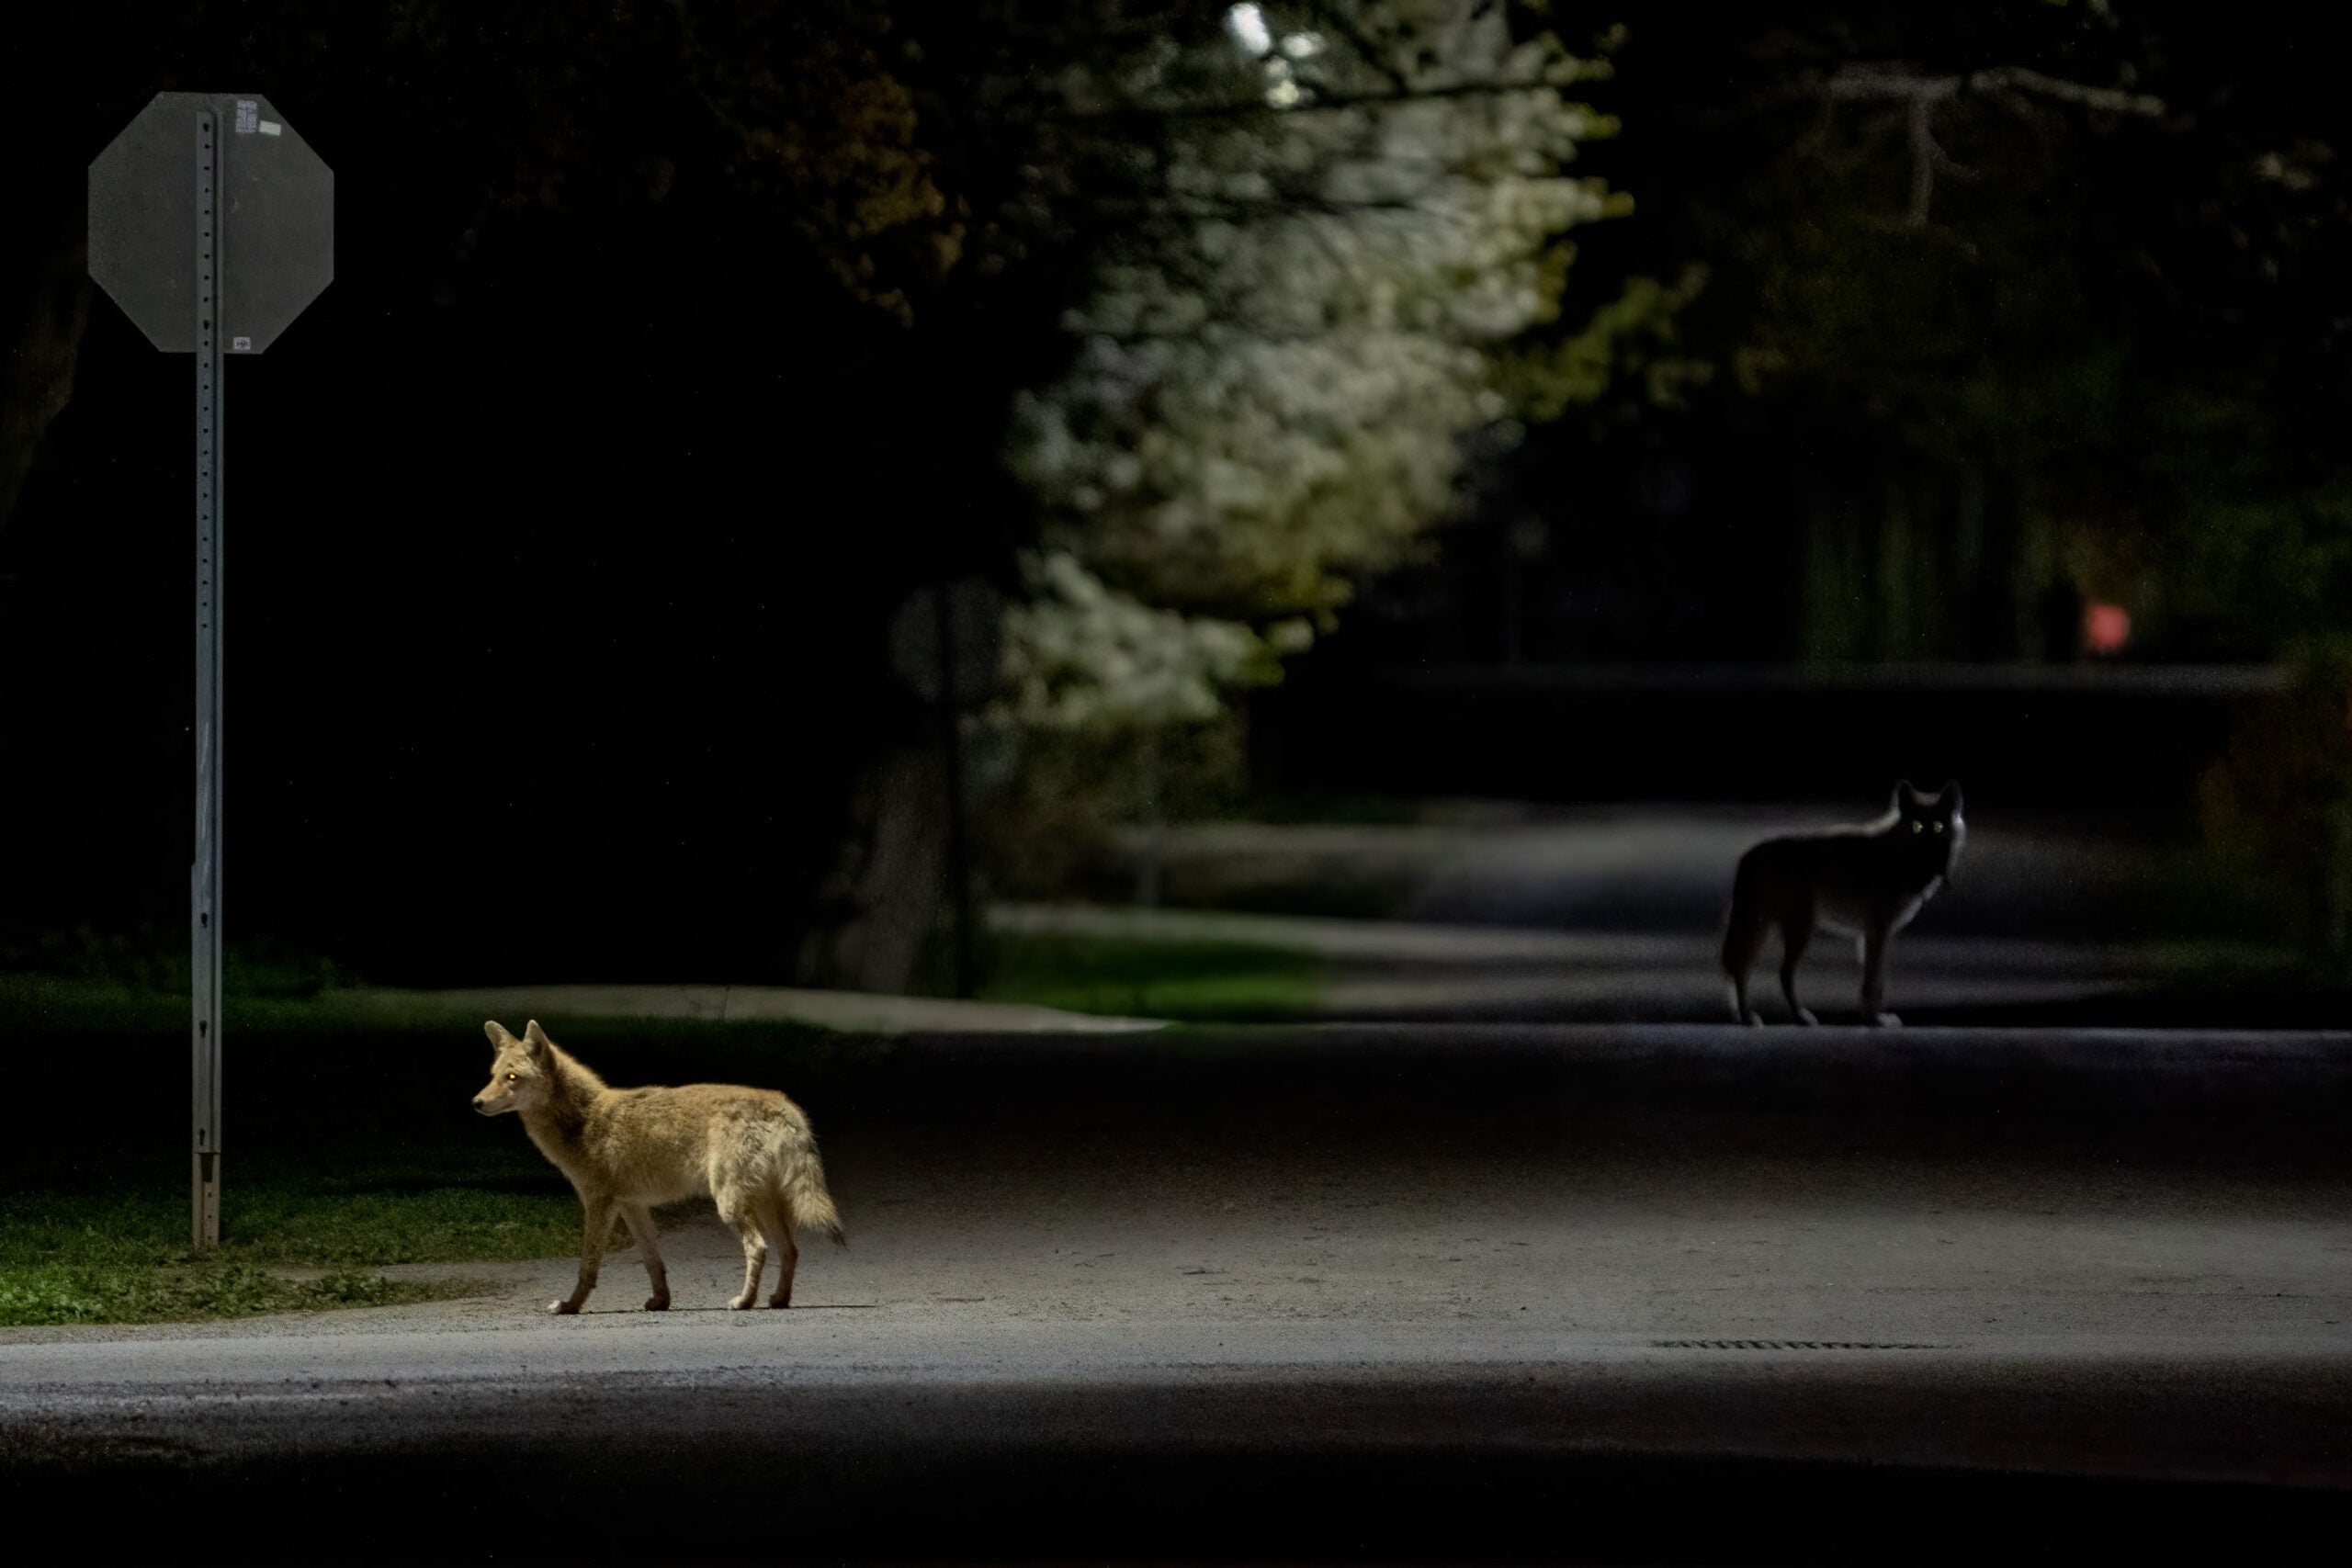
[336,979,1163,1033]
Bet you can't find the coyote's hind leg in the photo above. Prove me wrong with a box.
[756,1191,799,1309]
[721,1194,767,1311]
[1722,912,1769,1026]
[1779,904,1819,1026]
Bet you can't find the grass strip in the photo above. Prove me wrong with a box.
[979,931,1325,1021]
[0,1146,575,1326]
[0,1261,472,1328]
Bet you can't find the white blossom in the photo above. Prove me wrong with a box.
[1003,2,1616,732]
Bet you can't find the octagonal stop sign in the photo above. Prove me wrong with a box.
[89,91,333,353]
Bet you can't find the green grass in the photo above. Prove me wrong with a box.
[0,977,874,1327]
[1238,795,1428,826]
[0,1141,582,1328]
[0,1261,466,1328]
[979,931,1325,1020]
[0,974,531,1037]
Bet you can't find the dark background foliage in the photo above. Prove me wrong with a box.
[8,1,2352,981]
[1,2,1054,982]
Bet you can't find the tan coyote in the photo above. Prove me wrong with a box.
[472,1019,845,1314]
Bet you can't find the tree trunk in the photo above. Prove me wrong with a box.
[0,231,92,537]
[794,745,952,995]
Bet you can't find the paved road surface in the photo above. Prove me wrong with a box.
[1030,804,2314,1024]
[992,902,2243,1021]
[4,1026,2346,1561]
[1091,807,2294,1023]
[1112,807,2261,938]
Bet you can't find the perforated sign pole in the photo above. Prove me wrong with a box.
[89,91,334,1249]
[192,107,225,1249]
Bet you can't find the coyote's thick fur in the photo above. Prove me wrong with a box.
[472,1019,845,1314]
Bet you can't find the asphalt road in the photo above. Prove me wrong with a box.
[5,1025,2349,1562]
[1081,806,2316,1025]
[1114,807,2263,942]
[994,902,2249,1022]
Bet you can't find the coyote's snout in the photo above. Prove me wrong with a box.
[475,1019,845,1314]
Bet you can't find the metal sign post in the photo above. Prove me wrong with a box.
[89,92,333,1248]
[190,107,225,1248]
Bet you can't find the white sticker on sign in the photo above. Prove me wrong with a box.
[258,121,281,136]
[232,337,252,352]
[234,100,258,134]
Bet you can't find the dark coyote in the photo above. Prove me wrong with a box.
[1722,781,1965,1027]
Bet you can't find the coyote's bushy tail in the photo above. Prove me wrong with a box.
[786,1149,848,1248]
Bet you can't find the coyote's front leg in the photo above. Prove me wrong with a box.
[1860,922,1900,1028]
[619,1201,670,1311]
[552,1192,614,1314]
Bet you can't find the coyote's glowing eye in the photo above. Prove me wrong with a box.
[506,1072,518,1081]
[1932,822,1945,833]
[1911,820,1924,833]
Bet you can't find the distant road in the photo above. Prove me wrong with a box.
[1105,807,2259,937]
[994,901,2245,1021]
[1073,801,2295,1023]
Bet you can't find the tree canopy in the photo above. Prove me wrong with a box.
[997,2,1668,731]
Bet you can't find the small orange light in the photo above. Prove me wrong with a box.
[2083,602,2130,655]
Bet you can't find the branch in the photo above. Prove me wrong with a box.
[1826,65,1962,106]
[1815,61,2165,226]
[1968,65,2166,118]
[1306,0,1410,95]
[1015,72,1577,130]
[1906,94,1937,227]
[1091,193,1435,220]
[1821,61,2165,118]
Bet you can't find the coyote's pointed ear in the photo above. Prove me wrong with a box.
[1894,779,1919,807]
[1937,780,1963,811]
[485,1020,517,1048]
[524,1020,551,1056]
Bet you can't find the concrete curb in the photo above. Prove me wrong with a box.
[344,982,1165,1034]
